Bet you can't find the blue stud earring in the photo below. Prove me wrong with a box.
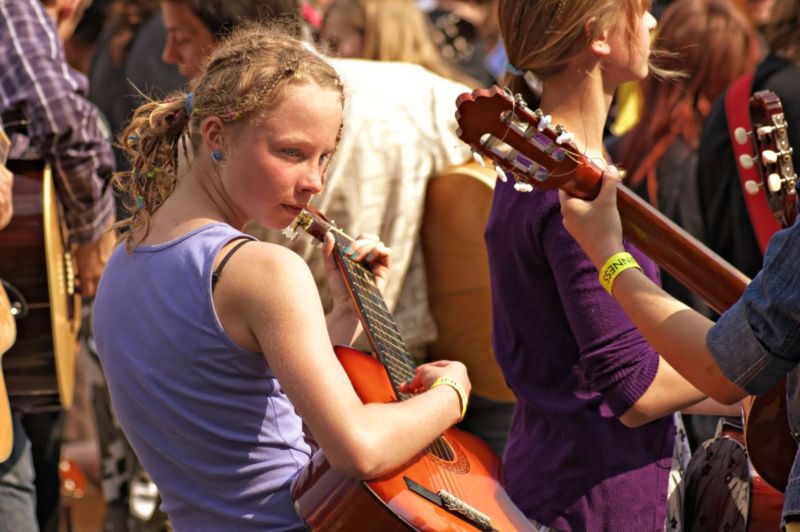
[211,149,225,162]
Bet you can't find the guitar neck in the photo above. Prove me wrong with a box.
[617,185,750,314]
[328,231,417,397]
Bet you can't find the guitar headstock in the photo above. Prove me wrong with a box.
[455,85,603,200]
[282,206,335,244]
[736,90,798,228]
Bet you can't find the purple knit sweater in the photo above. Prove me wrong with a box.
[485,179,675,532]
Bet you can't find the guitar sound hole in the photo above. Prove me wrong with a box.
[430,436,455,461]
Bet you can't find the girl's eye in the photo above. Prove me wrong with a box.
[281,148,303,159]
[319,153,332,166]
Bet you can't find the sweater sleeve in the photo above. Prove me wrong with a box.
[538,191,661,417]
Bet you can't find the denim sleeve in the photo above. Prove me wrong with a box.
[707,222,800,395]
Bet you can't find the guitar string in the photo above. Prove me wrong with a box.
[336,238,466,500]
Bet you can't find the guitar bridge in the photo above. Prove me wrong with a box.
[404,477,497,531]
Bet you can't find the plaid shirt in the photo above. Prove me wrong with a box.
[0,0,114,245]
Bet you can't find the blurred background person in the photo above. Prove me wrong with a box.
[320,0,478,86]
[609,0,761,316]
[697,0,800,282]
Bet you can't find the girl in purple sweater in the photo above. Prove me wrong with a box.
[486,1,738,530]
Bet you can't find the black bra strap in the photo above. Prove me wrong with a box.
[212,238,251,292]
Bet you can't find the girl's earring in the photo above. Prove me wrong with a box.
[211,149,225,162]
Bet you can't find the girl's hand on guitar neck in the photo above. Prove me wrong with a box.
[558,166,626,269]
[323,231,391,305]
[322,231,391,345]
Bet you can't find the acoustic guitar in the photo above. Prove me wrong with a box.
[0,160,80,416]
[455,86,794,529]
[286,207,532,531]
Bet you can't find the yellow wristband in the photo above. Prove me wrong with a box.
[431,376,468,420]
[598,252,642,295]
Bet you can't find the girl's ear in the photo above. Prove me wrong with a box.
[586,18,611,58]
[201,116,226,153]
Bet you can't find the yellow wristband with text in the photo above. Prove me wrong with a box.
[431,376,468,420]
[598,252,642,294]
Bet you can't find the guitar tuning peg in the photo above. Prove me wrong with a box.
[513,93,528,108]
[281,226,299,241]
[756,125,776,138]
[744,179,762,195]
[513,182,534,193]
[556,131,574,145]
[739,154,754,170]
[537,114,552,132]
[472,151,487,167]
[768,173,783,193]
[761,150,779,165]
[734,127,750,145]
[494,164,508,183]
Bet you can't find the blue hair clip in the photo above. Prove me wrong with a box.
[184,92,194,114]
[505,62,526,76]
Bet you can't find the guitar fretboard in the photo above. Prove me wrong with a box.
[331,231,417,400]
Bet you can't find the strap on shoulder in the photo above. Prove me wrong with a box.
[724,72,780,253]
[211,238,252,292]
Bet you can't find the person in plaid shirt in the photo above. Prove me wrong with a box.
[0,1,117,531]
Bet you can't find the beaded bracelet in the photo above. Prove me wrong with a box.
[431,376,468,420]
[598,252,642,294]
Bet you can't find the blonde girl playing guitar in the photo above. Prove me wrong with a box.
[91,26,470,531]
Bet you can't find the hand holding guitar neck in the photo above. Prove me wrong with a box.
[558,166,627,270]
[321,229,392,312]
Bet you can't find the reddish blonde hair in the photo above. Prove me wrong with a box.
[617,0,761,194]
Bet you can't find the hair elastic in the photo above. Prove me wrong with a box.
[184,92,194,115]
[505,61,526,76]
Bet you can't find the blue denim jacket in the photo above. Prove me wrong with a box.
[708,218,800,522]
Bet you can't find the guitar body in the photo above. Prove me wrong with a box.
[0,160,80,413]
[742,381,794,492]
[292,345,532,531]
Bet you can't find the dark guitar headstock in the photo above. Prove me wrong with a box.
[455,85,603,200]
[736,90,798,228]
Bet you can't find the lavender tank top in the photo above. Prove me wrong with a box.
[93,223,311,531]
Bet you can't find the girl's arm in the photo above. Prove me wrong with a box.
[558,169,748,405]
[214,241,471,479]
